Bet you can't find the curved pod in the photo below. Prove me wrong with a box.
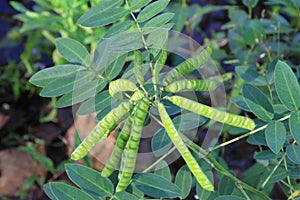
[157,102,214,191]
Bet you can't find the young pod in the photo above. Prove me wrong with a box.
[116,97,150,192]
[157,102,214,191]
[168,95,255,130]
[162,47,212,85]
[101,118,132,177]
[71,102,131,160]
[109,79,137,99]
[165,79,217,93]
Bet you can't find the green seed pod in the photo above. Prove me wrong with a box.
[165,79,217,93]
[101,118,132,177]
[163,47,212,86]
[130,89,144,101]
[116,97,150,192]
[157,102,214,191]
[168,95,255,130]
[71,102,132,160]
[109,79,137,99]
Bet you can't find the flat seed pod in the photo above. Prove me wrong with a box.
[101,118,133,177]
[157,102,214,191]
[162,47,212,85]
[168,96,255,130]
[71,102,132,160]
[116,97,150,192]
[165,79,217,93]
[109,79,137,99]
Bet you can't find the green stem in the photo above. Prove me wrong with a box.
[125,0,158,99]
[261,156,284,189]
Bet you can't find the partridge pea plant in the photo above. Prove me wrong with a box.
[28,0,300,199]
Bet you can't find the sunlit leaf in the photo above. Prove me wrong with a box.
[243,84,274,122]
[274,61,300,111]
[133,173,182,198]
[265,120,286,154]
[56,38,90,66]
[137,0,170,23]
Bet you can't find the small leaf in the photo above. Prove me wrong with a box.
[155,160,171,181]
[274,61,300,111]
[77,0,128,27]
[56,38,90,66]
[108,31,144,52]
[175,165,192,199]
[289,111,300,144]
[235,66,267,86]
[243,84,274,122]
[56,79,107,108]
[133,173,182,198]
[40,71,95,97]
[130,0,152,11]
[44,182,94,200]
[77,91,111,115]
[265,120,286,154]
[104,20,135,38]
[105,53,127,80]
[65,164,114,198]
[113,191,139,200]
[144,12,175,28]
[286,144,300,164]
[137,0,170,23]
[29,65,82,87]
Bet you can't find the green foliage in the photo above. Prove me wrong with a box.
[22,0,300,199]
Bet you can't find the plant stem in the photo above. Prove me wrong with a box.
[126,0,158,100]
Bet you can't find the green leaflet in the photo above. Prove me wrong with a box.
[44,182,94,200]
[143,12,175,28]
[157,102,214,191]
[133,173,182,198]
[29,64,82,87]
[77,0,129,27]
[109,79,137,99]
[165,79,217,93]
[40,70,95,97]
[289,111,300,144]
[116,97,150,192]
[168,95,255,130]
[136,0,170,23]
[274,61,300,111]
[242,84,274,122]
[71,102,131,160]
[104,20,135,38]
[56,38,90,66]
[65,164,114,198]
[56,79,107,108]
[162,47,212,85]
[265,120,286,154]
